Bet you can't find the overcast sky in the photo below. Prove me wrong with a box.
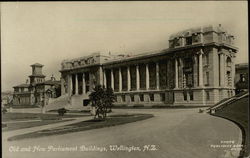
[1,2,248,92]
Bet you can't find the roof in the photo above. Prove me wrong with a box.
[102,50,163,65]
[29,74,46,77]
[31,63,43,67]
[36,80,60,86]
[169,24,229,40]
[13,84,30,88]
[236,63,249,69]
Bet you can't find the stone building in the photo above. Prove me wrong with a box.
[12,63,61,106]
[235,63,248,93]
[60,24,237,107]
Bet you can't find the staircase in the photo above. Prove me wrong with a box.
[65,92,92,111]
[45,94,70,111]
[207,91,249,114]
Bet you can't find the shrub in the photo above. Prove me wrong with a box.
[58,108,67,116]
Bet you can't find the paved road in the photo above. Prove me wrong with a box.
[2,109,242,158]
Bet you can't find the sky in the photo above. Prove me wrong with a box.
[1,1,248,92]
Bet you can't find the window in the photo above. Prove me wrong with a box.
[206,91,210,100]
[192,34,200,43]
[205,54,209,65]
[186,37,192,45]
[139,94,144,102]
[121,95,125,102]
[240,74,246,82]
[189,91,193,100]
[130,95,134,102]
[175,38,181,47]
[183,91,187,101]
[226,57,231,67]
[149,93,154,102]
[227,71,232,86]
[160,93,166,102]
[205,72,209,86]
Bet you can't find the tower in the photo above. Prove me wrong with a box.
[29,63,46,85]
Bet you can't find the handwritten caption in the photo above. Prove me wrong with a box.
[9,145,159,153]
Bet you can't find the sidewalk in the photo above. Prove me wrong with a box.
[2,115,93,141]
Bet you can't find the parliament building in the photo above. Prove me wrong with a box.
[60,24,237,107]
[13,63,61,106]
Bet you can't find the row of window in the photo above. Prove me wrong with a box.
[117,93,166,103]
[183,91,194,101]
[183,91,211,101]
[170,34,202,48]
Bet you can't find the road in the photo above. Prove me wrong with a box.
[2,108,242,158]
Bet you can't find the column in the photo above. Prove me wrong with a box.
[127,66,131,91]
[199,49,204,87]
[68,74,72,96]
[219,53,225,87]
[156,62,160,90]
[193,55,198,87]
[111,69,114,90]
[103,69,107,88]
[231,56,235,88]
[82,73,86,94]
[175,58,179,88]
[75,74,78,95]
[136,65,140,90]
[181,37,185,46]
[200,33,204,43]
[60,77,65,95]
[146,64,149,90]
[119,67,122,92]
[99,66,103,86]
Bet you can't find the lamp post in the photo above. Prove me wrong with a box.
[41,92,46,114]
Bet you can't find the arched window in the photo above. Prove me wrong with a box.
[226,57,232,67]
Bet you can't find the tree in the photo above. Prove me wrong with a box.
[104,87,116,113]
[89,85,115,120]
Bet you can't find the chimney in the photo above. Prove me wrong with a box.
[219,24,222,27]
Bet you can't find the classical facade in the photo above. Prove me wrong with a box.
[60,25,237,107]
[13,63,61,106]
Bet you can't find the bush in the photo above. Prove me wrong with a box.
[58,108,67,116]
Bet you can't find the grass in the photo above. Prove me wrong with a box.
[7,114,154,141]
[2,119,74,132]
[2,112,87,122]
[212,95,249,157]
[112,104,208,109]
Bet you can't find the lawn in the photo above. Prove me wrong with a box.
[2,119,74,132]
[8,113,154,141]
[213,95,249,157]
[2,112,89,132]
[2,112,88,122]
